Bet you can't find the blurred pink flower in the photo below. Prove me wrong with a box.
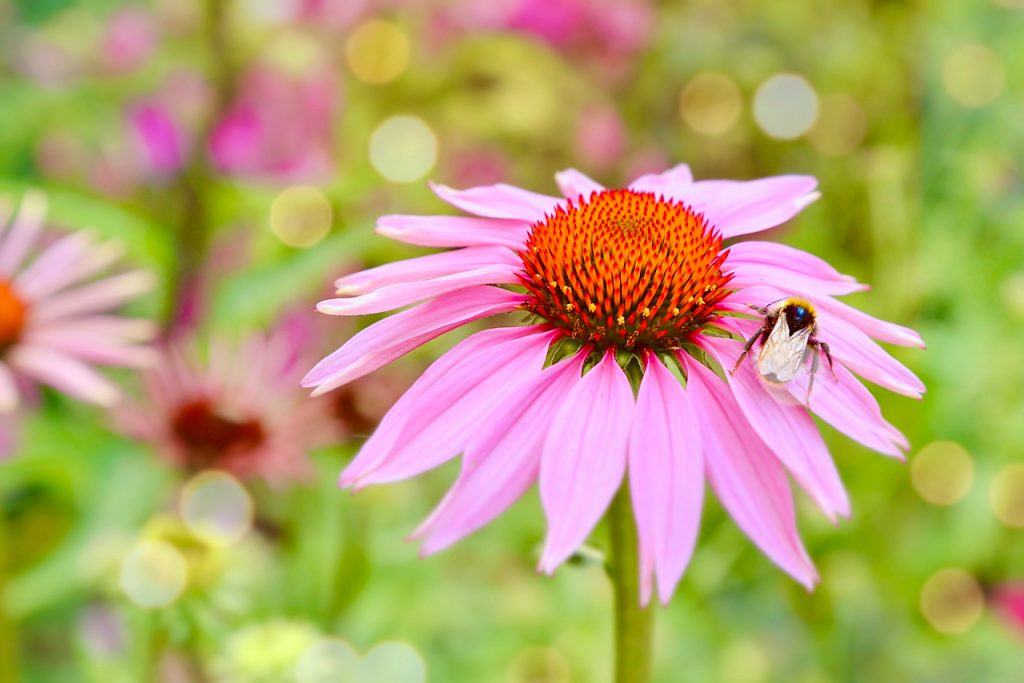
[101,7,158,74]
[441,0,653,74]
[993,582,1024,634]
[304,164,924,604]
[574,105,626,172]
[118,319,336,481]
[129,102,186,175]
[209,64,339,183]
[0,192,156,453]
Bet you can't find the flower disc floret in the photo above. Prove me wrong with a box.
[518,189,733,350]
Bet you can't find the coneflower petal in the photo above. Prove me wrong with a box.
[702,335,850,521]
[303,286,526,395]
[683,356,818,588]
[628,354,704,605]
[430,182,562,221]
[412,351,586,555]
[350,328,556,488]
[539,351,633,574]
[376,215,530,249]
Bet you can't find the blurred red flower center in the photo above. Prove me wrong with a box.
[518,189,733,350]
[0,280,28,351]
[170,399,266,465]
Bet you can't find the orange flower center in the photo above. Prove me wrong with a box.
[0,280,28,352]
[518,189,733,350]
[170,399,266,468]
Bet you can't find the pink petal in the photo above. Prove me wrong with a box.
[682,355,818,588]
[726,242,867,297]
[628,354,704,605]
[785,362,908,457]
[30,271,156,322]
[726,241,860,286]
[0,364,19,412]
[717,316,907,456]
[338,326,543,485]
[0,191,47,277]
[302,286,526,395]
[334,246,520,296]
[701,336,849,521]
[9,345,120,406]
[15,238,125,300]
[412,351,587,554]
[349,328,556,488]
[320,263,522,315]
[555,169,603,200]
[810,293,925,348]
[376,214,531,249]
[704,175,819,238]
[539,351,634,573]
[628,163,694,196]
[430,182,562,221]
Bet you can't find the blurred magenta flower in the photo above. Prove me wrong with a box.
[442,0,653,77]
[129,102,186,176]
[118,320,336,481]
[101,7,158,74]
[304,164,924,604]
[209,63,339,183]
[0,192,156,448]
[993,582,1024,634]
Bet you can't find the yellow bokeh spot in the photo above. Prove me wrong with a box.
[679,72,742,136]
[911,441,974,506]
[180,470,253,546]
[990,463,1024,528]
[345,20,410,84]
[942,43,1005,108]
[920,568,984,635]
[270,186,333,248]
[808,94,868,157]
[369,115,438,183]
[119,540,188,608]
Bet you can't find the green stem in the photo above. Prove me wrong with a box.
[608,483,654,683]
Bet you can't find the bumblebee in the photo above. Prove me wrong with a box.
[731,298,836,402]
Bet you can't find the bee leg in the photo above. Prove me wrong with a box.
[730,328,761,375]
[806,344,820,405]
[746,303,770,315]
[815,340,838,382]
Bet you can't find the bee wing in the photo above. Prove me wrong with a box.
[757,317,811,383]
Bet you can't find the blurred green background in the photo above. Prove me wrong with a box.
[2,0,1023,681]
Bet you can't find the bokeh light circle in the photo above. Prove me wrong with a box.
[507,646,571,683]
[808,94,867,157]
[180,470,254,545]
[345,20,410,84]
[942,43,1005,108]
[679,72,742,136]
[359,641,427,683]
[920,568,984,635]
[990,463,1024,528]
[119,540,188,608]
[269,186,333,248]
[295,638,360,683]
[753,73,819,140]
[911,441,974,506]
[369,116,438,183]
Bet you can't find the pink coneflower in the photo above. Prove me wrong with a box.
[303,164,924,604]
[119,321,336,481]
[0,192,155,441]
